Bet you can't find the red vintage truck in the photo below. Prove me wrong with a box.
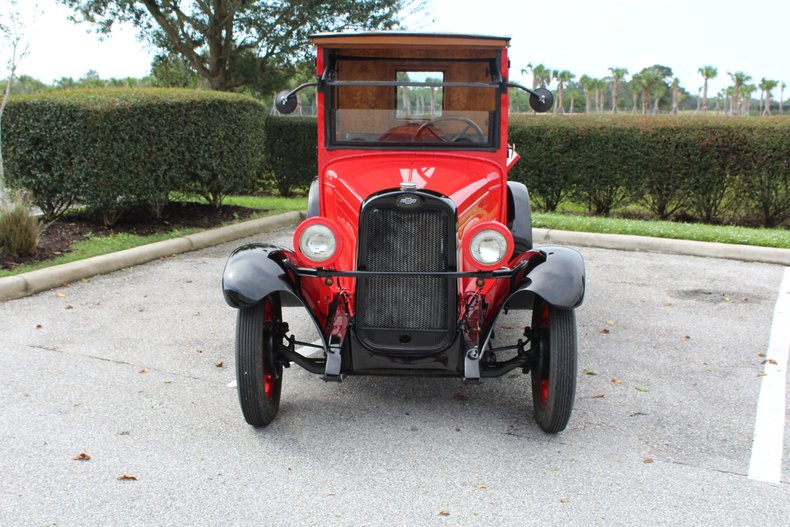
[223,32,585,433]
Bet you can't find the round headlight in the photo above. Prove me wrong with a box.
[299,224,336,262]
[470,229,508,266]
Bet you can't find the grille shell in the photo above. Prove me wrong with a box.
[355,192,457,353]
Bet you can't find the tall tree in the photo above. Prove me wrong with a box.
[740,83,756,115]
[579,74,594,113]
[628,74,642,113]
[552,69,575,114]
[780,82,786,115]
[592,78,606,112]
[697,65,717,112]
[525,63,552,89]
[608,67,627,113]
[59,0,418,94]
[759,78,779,116]
[727,71,751,116]
[671,77,680,114]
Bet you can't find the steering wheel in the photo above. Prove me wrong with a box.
[416,116,486,143]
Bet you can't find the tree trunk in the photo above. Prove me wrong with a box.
[632,92,638,113]
[781,86,785,115]
[585,92,592,113]
[672,84,679,114]
[702,79,708,112]
[763,93,771,116]
[611,80,618,113]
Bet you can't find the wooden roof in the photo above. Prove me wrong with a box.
[310,32,510,49]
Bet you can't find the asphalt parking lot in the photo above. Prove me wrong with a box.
[1,228,788,526]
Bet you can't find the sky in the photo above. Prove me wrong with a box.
[3,0,789,98]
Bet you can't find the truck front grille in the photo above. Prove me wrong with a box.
[361,207,450,331]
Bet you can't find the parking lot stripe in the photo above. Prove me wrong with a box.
[748,267,790,484]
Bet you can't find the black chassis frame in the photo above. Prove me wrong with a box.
[222,233,585,383]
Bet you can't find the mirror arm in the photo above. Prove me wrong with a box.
[280,81,321,104]
[508,82,541,98]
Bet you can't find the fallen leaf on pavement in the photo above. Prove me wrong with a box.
[757,372,768,377]
[611,378,622,385]
[73,453,91,461]
[117,473,137,481]
[635,386,649,393]
[758,353,765,358]
[475,484,489,489]
[761,359,777,365]
[592,394,606,399]
[164,379,173,384]
[56,292,65,298]
[437,509,450,516]
[215,362,224,368]
[683,335,691,340]
[583,369,597,376]
[36,324,43,329]
[643,457,654,464]
[139,368,148,374]
[600,328,610,334]
[560,498,571,504]
[605,320,615,326]
[65,304,74,310]
[629,412,647,417]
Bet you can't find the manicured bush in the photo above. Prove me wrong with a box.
[510,115,790,227]
[2,89,267,224]
[263,116,317,196]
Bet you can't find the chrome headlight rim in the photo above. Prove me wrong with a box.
[462,221,514,271]
[293,218,344,266]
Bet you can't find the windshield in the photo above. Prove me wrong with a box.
[327,56,500,149]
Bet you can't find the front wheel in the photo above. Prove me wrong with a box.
[530,299,578,433]
[236,294,284,427]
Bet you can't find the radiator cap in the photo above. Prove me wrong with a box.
[400,182,418,191]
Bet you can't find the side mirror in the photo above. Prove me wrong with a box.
[529,88,554,113]
[275,90,298,114]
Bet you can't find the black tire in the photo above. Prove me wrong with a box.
[530,299,577,433]
[236,294,284,427]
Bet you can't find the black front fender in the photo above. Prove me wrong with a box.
[505,245,586,310]
[222,243,303,309]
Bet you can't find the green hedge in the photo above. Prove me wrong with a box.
[2,88,267,224]
[254,114,790,227]
[4,96,788,228]
[509,115,789,227]
[263,116,317,197]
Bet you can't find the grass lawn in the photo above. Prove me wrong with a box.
[533,213,790,249]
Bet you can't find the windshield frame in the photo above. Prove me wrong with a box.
[323,52,504,152]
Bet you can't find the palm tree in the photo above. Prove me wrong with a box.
[524,63,552,89]
[727,71,751,116]
[629,74,643,113]
[696,87,702,112]
[780,82,786,115]
[592,78,607,111]
[579,74,594,113]
[608,67,628,113]
[697,65,717,112]
[759,78,779,116]
[740,83,757,115]
[553,69,575,114]
[671,78,681,114]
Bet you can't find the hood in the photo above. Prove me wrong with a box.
[321,152,507,236]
